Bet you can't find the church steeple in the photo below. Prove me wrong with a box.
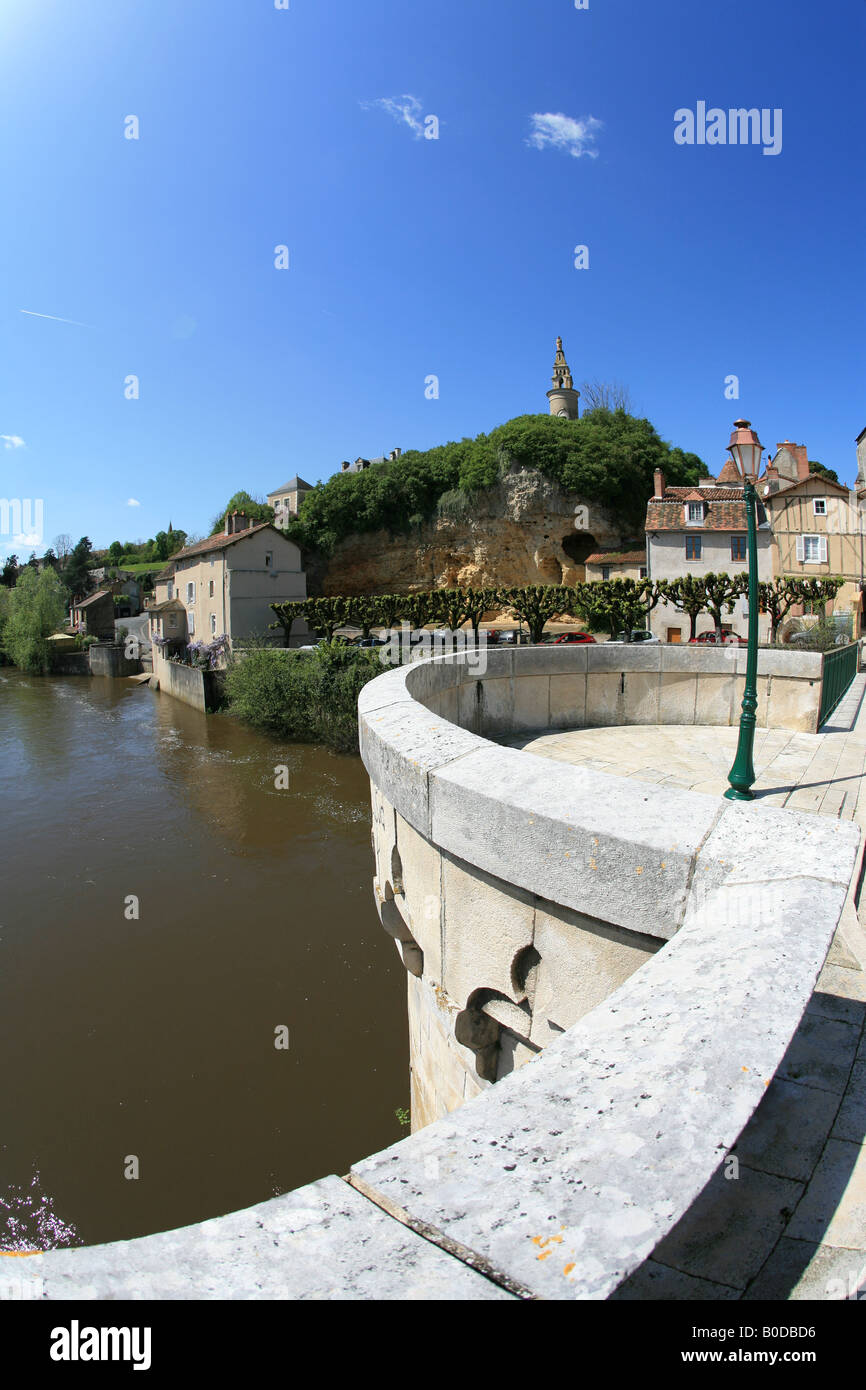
[546,335,580,419]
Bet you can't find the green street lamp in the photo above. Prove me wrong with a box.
[725,419,764,801]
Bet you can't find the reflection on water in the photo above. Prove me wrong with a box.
[0,670,407,1246]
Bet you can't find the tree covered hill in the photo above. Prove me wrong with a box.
[285,410,705,555]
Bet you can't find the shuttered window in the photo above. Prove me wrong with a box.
[797,534,827,563]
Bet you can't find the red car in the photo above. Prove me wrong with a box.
[688,631,747,646]
[554,632,597,644]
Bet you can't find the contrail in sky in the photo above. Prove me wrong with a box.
[19,309,90,326]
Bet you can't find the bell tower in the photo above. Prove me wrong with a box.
[546,336,580,419]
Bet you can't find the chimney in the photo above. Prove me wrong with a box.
[794,444,809,481]
[224,512,231,536]
[389,447,402,460]
[341,460,350,471]
[653,467,665,498]
[235,510,251,532]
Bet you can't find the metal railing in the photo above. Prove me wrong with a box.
[818,640,861,726]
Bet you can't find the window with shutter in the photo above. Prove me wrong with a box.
[796,536,805,562]
[819,536,828,562]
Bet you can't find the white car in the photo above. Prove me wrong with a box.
[607,629,660,644]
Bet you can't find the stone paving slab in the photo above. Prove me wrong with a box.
[649,1165,804,1290]
[775,1014,861,1096]
[744,1237,866,1301]
[731,1078,842,1183]
[609,1258,740,1301]
[832,1061,866,1145]
[785,1140,866,1250]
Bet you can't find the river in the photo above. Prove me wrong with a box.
[0,668,407,1248]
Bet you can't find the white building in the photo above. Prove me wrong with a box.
[645,464,773,643]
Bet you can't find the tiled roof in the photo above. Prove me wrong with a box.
[148,598,185,613]
[170,522,276,561]
[75,589,112,608]
[585,549,646,565]
[646,490,750,532]
[715,458,742,486]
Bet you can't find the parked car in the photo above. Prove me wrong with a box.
[353,636,386,647]
[608,629,660,644]
[688,631,747,646]
[554,632,597,644]
[497,630,518,645]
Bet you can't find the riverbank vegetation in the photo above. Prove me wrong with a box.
[0,568,69,673]
[223,640,382,753]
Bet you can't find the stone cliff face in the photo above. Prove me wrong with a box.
[314,469,632,596]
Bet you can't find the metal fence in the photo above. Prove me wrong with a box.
[818,641,861,726]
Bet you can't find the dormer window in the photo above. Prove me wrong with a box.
[686,501,705,524]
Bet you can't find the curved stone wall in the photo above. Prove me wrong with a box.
[31,646,860,1301]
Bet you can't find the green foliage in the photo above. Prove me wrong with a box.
[394,1107,410,1130]
[108,541,123,563]
[61,537,93,597]
[657,575,708,640]
[223,640,381,753]
[288,411,705,554]
[701,572,749,638]
[759,576,845,642]
[498,584,573,643]
[1,567,69,673]
[569,578,652,638]
[210,492,275,535]
[1,554,19,588]
[808,461,841,486]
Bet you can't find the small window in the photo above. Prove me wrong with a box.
[188,609,195,636]
[601,566,611,581]
[813,498,826,516]
[166,581,174,600]
[210,613,217,635]
[685,535,702,561]
[264,551,273,569]
[168,615,177,629]
[186,581,195,603]
[639,567,647,579]
[208,579,214,597]
[731,536,747,562]
[687,502,704,523]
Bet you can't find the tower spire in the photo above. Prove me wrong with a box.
[546,336,580,419]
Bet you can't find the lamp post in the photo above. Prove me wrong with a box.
[725,419,764,801]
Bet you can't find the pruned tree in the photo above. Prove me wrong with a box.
[659,575,708,641]
[759,576,845,644]
[498,584,570,644]
[570,578,652,640]
[702,572,749,639]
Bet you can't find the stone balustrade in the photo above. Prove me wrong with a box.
[32,645,861,1300]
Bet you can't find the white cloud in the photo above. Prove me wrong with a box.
[1,435,25,449]
[526,112,603,159]
[127,498,141,507]
[363,94,425,138]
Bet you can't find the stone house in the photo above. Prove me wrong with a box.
[762,440,865,635]
[149,512,307,651]
[645,464,773,643]
[71,589,117,640]
[584,547,647,583]
[267,477,314,528]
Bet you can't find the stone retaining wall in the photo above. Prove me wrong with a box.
[152,650,225,712]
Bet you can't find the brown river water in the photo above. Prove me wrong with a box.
[0,668,407,1248]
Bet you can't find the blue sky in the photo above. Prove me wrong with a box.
[0,0,862,557]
